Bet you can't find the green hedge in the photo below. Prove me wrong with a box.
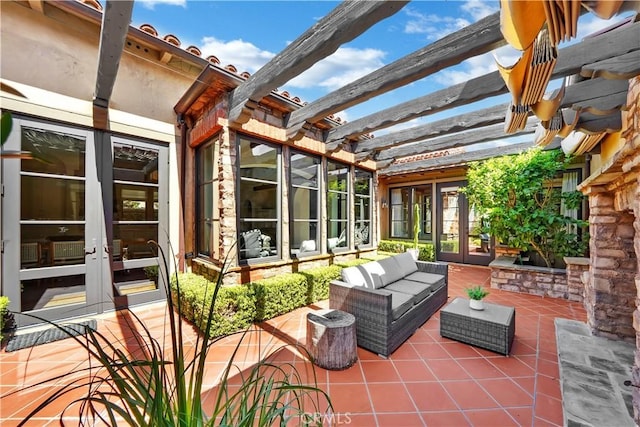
[378,240,435,261]
[0,296,9,339]
[172,264,344,339]
[171,274,255,338]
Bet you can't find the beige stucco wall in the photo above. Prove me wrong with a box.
[0,0,206,273]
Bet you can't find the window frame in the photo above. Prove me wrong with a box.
[195,138,220,259]
[326,159,350,253]
[236,135,281,264]
[354,168,372,249]
[289,150,321,258]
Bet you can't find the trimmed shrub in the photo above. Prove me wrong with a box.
[298,265,342,303]
[378,240,435,261]
[250,273,309,322]
[0,296,9,338]
[171,273,255,338]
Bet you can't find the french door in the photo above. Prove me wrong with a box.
[436,181,494,266]
[1,118,167,327]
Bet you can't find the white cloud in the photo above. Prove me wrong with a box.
[285,47,386,91]
[199,37,275,74]
[433,53,493,85]
[461,0,499,21]
[403,8,470,40]
[137,0,186,10]
[374,118,424,136]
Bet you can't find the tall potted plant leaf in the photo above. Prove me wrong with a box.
[7,241,332,425]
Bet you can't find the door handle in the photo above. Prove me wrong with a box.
[85,247,96,256]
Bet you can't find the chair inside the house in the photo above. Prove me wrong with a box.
[327,229,346,251]
[240,229,272,259]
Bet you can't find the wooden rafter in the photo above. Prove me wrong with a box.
[372,120,539,163]
[227,1,408,125]
[380,141,535,175]
[285,12,505,141]
[326,20,640,151]
[93,0,134,130]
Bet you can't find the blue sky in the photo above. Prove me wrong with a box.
[132,0,633,143]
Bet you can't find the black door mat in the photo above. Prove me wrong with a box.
[5,320,97,352]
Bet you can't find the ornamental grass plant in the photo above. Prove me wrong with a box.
[6,242,331,426]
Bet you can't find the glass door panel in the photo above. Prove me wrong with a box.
[439,186,461,257]
[436,181,494,265]
[2,120,98,326]
[112,142,162,298]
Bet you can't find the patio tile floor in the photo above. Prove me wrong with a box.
[0,264,587,426]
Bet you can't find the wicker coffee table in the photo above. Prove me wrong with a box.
[440,297,515,355]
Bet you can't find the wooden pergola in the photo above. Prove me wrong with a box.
[89,0,640,175]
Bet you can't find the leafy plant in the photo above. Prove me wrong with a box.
[378,240,435,261]
[465,285,489,300]
[413,202,421,249]
[0,296,9,341]
[462,148,588,267]
[8,243,331,425]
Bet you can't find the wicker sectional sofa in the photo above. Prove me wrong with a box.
[330,252,448,357]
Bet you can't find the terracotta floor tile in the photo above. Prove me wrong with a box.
[488,356,536,377]
[440,342,484,358]
[442,380,498,410]
[368,383,416,413]
[413,342,450,359]
[0,265,590,425]
[534,392,563,425]
[405,382,458,412]
[393,360,437,382]
[335,413,377,426]
[463,408,520,426]
[327,383,372,414]
[427,359,471,381]
[506,407,534,426]
[535,374,562,400]
[456,357,507,379]
[389,343,421,360]
[376,412,424,426]
[360,360,401,383]
[327,363,364,384]
[477,378,534,407]
[421,410,472,426]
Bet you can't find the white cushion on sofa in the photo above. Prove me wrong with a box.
[342,265,382,289]
[394,252,418,276]
[360,262,386,289]
[376,257,404,286]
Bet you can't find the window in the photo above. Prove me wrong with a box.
[196,140,219,258]
[238,137,279,260]
[354,169,372,247]
[327,160,349,251]
[290,151,320,256]
[390,188,409,238]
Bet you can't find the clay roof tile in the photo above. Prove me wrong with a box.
[186,45,201,56]
[163,34,181,47]
[139,24,158,37]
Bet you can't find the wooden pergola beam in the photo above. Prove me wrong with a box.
[350,103,510,157]
[379,141,535,175]
[330,20,640,150]
[372,120,538,162]
[93,0,133,130]
[286,12,505,141]
[227,1,408,125]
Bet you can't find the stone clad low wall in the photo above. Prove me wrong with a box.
[490,256,569,299]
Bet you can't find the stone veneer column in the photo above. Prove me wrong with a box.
[218,125,238,285]
[623,77,640,425]
[564,257,589,303]
[585,192,636,339]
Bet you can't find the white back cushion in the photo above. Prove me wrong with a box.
[395,252,419,276]
[376,257,404,286]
